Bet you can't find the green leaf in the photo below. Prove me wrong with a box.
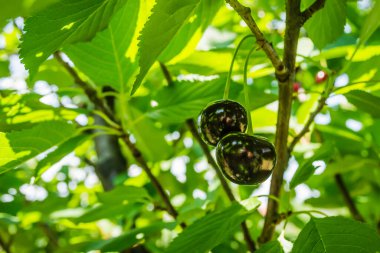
[256,240,284,253]
[0,60,9,78]
[359,0,380,45]
[166,202,260,253]
[0,0,59,23]
[34,133,91,179]
[169,50,233,74]
[84,222,176,252]
[316,125,364,143]
[0,121,76,173]
[321,155,380,176]
[147,78,231,124]
[64,0,139,90]
[158,0,223,62]
[132,0,201,94]
[292,217,380,253]
[126,105,173,162]
[290,144,334,189]
[0,213,19,225]
[73,203,141,223]
[96,185,151,204]
[20,0,128,77]
[32,58,74,87]
[304,0,346,49]
[344,90,380,118]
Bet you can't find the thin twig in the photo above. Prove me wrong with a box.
[300,0,326,25]
[159,63,256,252]
[225,0,287,80]
[55,51,183,228]
[186,119,235,201]
[0,234,11,253]
[159,62,174,85]
[38,223,59,250]
[334,174,365,222]
[288,74,334,153]
[53,52,115,122]
[121,134,185,228]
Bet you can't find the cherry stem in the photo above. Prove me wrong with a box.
[223,34,254,100]
[244,46,256,135]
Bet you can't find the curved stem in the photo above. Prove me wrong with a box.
[291,210,328,217]
[224,35,254,100]
[253,194,281,204]
[243,46,256,135]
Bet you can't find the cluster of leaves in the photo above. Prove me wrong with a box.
[0,0,380,252]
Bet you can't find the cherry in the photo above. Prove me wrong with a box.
[293,82,301,93]
[216,132,276,185]
[315,70,328,83]
[198,100,248,146]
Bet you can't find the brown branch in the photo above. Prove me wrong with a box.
[159,62,256,252]
[300,0,326,25]
[0,234,11,253]
[334,174,365,222]
[54,52,115,122]
[288,94,328,153]
[259,0,302,243]
[186,119,236,202]
[55,51,183,228]
[225,0,287,81]
[38,223,59,251]
[121,134,185,228]
[159,62,174,85]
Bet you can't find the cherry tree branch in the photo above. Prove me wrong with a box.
[55,52,184,228]
[53,52,115,122]
[288,80,333,153]
[159,63,256,252]
[225,0,287,80]
[334,174,365,222]
[259,0,302,243]
[0,234,11,253]
[300,0,326,25]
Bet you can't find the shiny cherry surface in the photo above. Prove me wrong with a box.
[216,132,276,185]
[198,100,248,146]
[315,70,328,83]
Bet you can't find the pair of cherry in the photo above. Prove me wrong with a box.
[198,100,276,185]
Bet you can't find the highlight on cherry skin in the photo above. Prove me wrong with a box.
[198,100,248,146]
[216,132,277,185]
[315,70,328,83]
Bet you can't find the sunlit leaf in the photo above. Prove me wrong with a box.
[344,90,380,118]
[256,240,284,253]
[166,202,260,253]
[303,0,346,49]
[0,121,76,173]
[290,144,334,189]
[359,0,380,45]
[64,0,139,90]
[20,0,128,77]
[132,0,201,94]
[34,133,91,179]
[292,217,380,253]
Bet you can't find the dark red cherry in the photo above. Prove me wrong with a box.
[293,82,301,92]
[315,70,328,83]
[198,100,248,146]
[216,132,276,185]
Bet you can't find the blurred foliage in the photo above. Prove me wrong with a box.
[0,0,380,252]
